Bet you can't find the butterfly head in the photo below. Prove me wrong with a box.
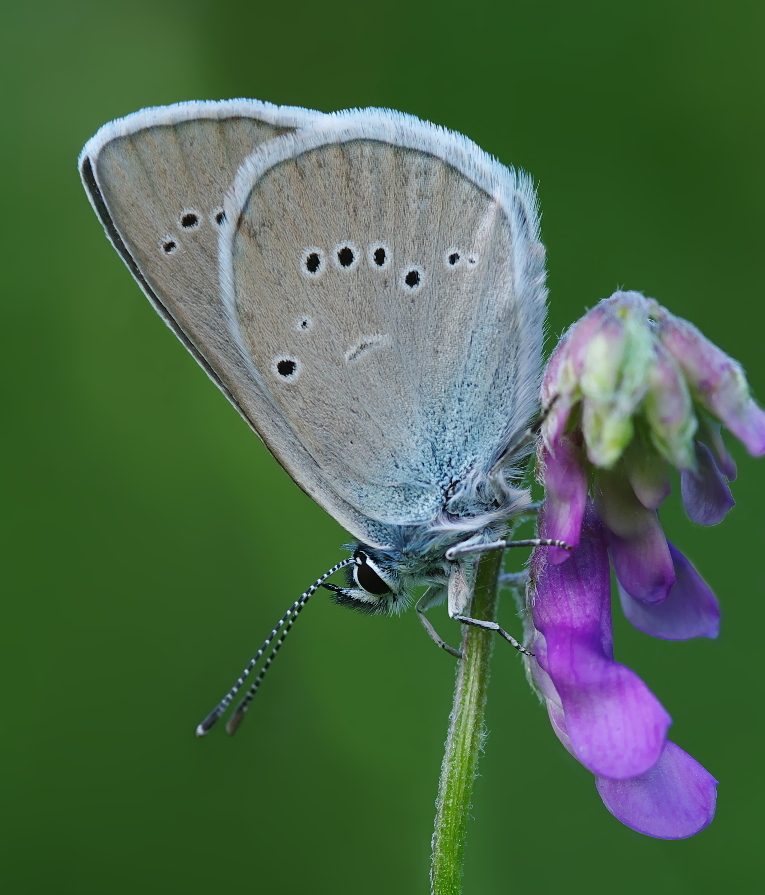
[323,545,420,616]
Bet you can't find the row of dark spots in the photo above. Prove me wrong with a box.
[304,244,387,273]
[162,208,226,254]
[304,245,424,291]
[304,245,474,282]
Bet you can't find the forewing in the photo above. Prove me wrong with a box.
[222,110,547,528]
[79,100,387,545]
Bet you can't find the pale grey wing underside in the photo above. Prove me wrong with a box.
[222,110,547,529]
[79,100,386,546]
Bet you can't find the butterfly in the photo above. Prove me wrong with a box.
[79,99,564,735]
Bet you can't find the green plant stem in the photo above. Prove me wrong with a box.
[430,549,503,895]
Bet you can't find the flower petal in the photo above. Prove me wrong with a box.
[595,468,675,604]
[539,438,588,563]
[698,417,737,481]
[541,339,576,445]
[725,398,765,455]
[541,293,656,467]
[578,309,654,468]
[643,342,696,469]
[546,698,574,754]
[658,312,765,456]
[618,543,720,640]
[596,741,718,839]
[543,631,672,778]
[532,505,671,778]
[624,439,671,509]
[680,441,735,526]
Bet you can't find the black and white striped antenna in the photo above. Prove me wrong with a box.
[195,557,354,738]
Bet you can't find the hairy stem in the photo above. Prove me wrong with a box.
[430,549,503,894]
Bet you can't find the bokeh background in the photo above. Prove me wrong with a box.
[3,1,765,892]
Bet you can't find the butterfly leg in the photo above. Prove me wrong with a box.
[451,615,533,657]
[446,537,571,560]
[415,589,462,658]
[417,608,463,658]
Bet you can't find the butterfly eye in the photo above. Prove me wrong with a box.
[353,552,392,596]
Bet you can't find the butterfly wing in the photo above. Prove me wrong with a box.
[79,99,321,406]
[80,100,387,544]
[221,110,547,534]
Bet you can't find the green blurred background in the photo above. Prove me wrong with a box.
[3,1,765,892]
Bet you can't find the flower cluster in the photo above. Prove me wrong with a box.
[527,290,765,838]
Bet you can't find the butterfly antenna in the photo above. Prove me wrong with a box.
[195,557,354,737]
[225,609,300,736]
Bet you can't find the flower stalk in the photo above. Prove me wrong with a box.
[430,548,503,895]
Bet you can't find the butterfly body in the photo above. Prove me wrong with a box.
[80,99,546,625]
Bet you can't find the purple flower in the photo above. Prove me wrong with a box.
[526,504,718,838]
[655,309,765,456]
[541,292,762,545]
[527,290,761,836]
[538,291,759,628]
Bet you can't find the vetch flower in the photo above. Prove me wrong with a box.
[539,292,762,623]
[540,291,765,569]
[526,504,718,838]
[525,290,763,837]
